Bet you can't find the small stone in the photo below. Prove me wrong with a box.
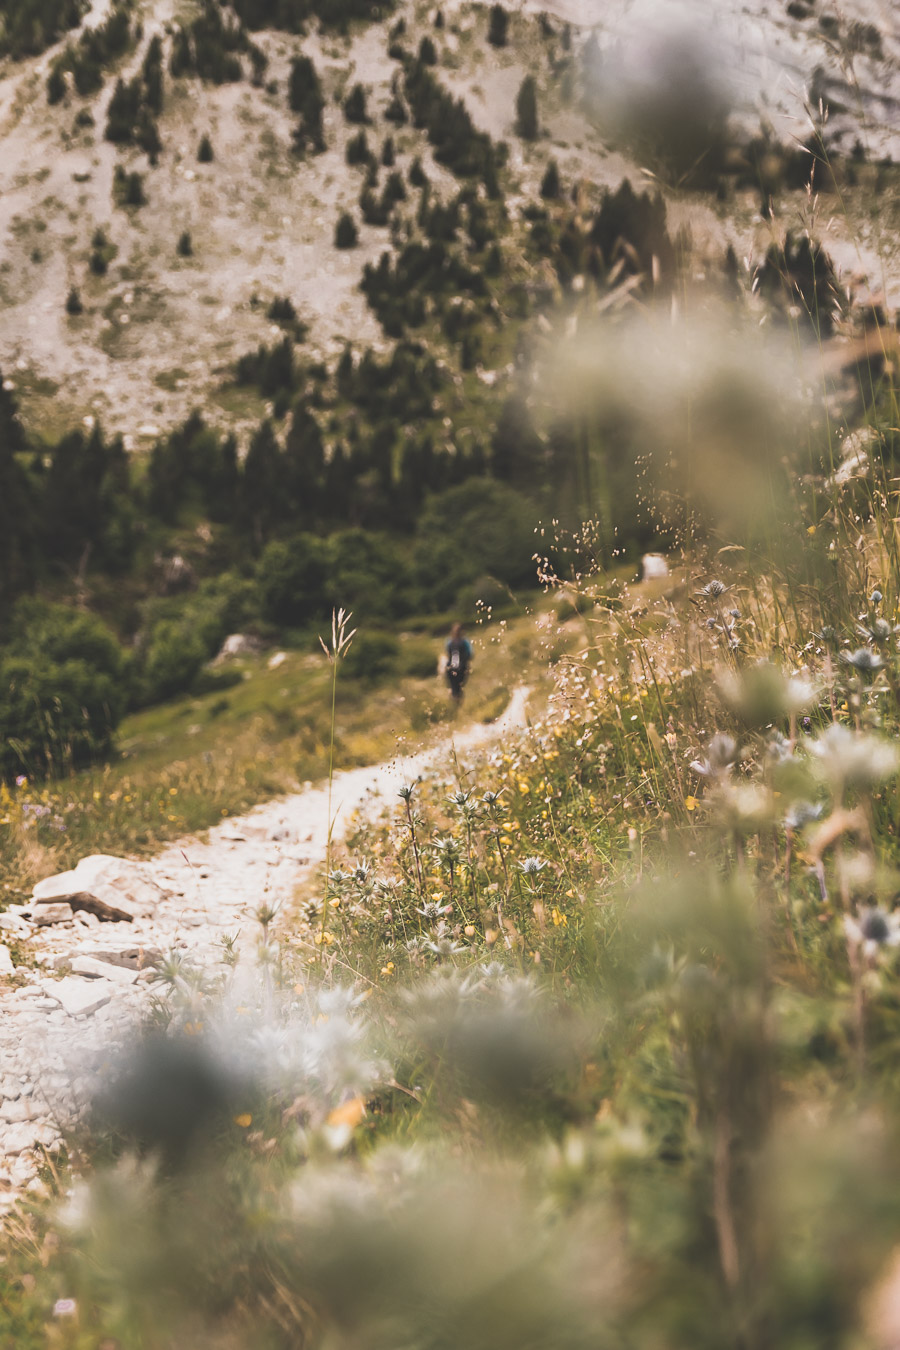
[42,977,113,1017]
[33,904,73,926]
[70,956,138,985]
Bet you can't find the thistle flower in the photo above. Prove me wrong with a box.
[698,579,728,599]
[856,618,893,645]
[844,906,900,960]
[397,782,417,803]
[870,589,883,606]
[519,856,549,875]
[784,801,823,830]
[810,723,898,789]
[482,790,504,807]
[690,732,738,780]
[416,901,452,921]
[840,647,883,674]
[447,790,472,809]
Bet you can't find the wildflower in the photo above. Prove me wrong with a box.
[857,618,893,645]
[841,647,883,673]
[690,733,738,780]
[784,801,823,830]
[482,790,503,807]
[416,900,452,921]
[810,723,898,789]
[698,579,728,599]
[446,789,472,808]
[14,775,27,788]
[519,856,549,875]
[844,906,900,960]
[870,589,883,606]
[397,782,417,803]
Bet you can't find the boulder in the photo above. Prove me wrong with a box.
[214,633,261,663]
[32,854,169,922]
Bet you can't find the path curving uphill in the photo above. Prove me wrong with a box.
[0,688,532,1213]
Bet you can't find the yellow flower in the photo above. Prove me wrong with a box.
[169,787,178,796]
[327,1097,366,1129]
[551,908,568,927]
[685,795,698,812]
[234,1113,252,1128]
[464,924,476,937]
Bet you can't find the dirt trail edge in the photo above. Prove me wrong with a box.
[0,688,532,1211]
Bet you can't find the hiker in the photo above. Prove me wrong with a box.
[445,623,473,702]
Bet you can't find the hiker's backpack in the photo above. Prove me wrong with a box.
[448,639,469,676]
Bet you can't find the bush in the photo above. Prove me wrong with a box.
[335,212,359,249]
[340,629,399,683]
[139,620,207,705]
[198,133,214,161]
[0,601,128,779]
[177,230,193,257]
[413,478,537,609]
[65,286,83,315]
[257,534,328,628]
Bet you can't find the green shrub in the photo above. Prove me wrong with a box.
[340,629,399,683]
[139,620,206,705]
[414,479,538,609]
[65,286,83,315]
[0,601,128,779]
[257,534,328,627]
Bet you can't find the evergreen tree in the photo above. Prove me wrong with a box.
[488,4,508,46]
[335,212,359,249]
[515,75,539,140]
[540,158,561,198]
[241,420,284,545]
[343,83,369,125]
[198,133,214,161]
[284,404,325,517]
[0,376,37,604]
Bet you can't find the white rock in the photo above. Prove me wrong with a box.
[70,956,139,985]
[0,947,14,977]
[267,651,288,670]
[42,977,113,1017]
[33,904,74,926]
[33,854,168,921]
[0,912,31,935]
[2,1121,56,1155]
[641,553,670,581]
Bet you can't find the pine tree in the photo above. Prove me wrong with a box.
[343,83,369,125]
[540,158,560,198]
[515,75,538,140]
[488,4,508,46]
[335,212,359,249]
[198,133,214,161]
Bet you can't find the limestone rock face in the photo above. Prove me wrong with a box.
[32,855,169,922]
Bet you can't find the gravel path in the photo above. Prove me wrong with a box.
[0,689,531,1212]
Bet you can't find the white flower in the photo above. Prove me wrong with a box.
[844,906,900,960]
[810,723,898,789]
